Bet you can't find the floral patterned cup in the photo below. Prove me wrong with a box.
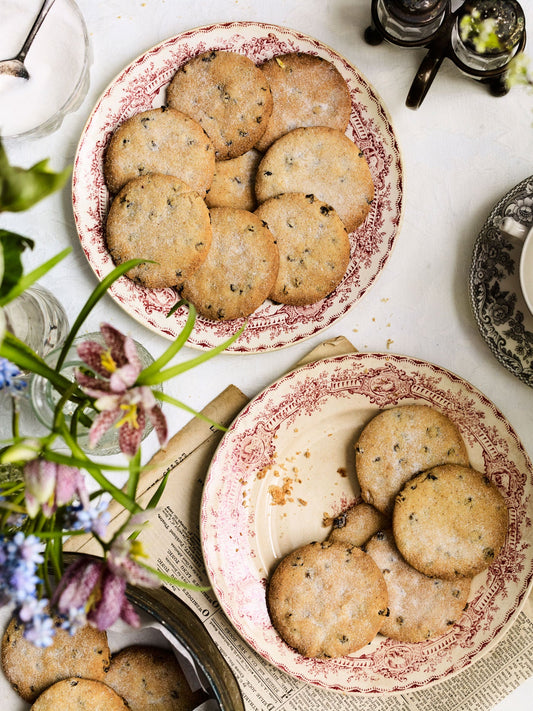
[500,216,533,316]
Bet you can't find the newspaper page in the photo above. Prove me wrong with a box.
[65,337,533,711]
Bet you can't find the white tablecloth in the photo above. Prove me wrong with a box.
[2,1,532,708]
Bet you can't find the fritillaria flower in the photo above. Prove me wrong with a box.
[74,323,167,457]
[24,460,89,519]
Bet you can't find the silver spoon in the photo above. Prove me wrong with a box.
[0,0,56,80]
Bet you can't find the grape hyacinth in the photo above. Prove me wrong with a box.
[0,357,26,395]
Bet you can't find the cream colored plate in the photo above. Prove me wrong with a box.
[201,352,533,694]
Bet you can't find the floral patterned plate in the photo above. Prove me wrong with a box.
[200,352,533,694]
[72,21,403,353]
[470,175,533,387]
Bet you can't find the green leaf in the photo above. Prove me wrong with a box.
[0,139,71,213]
[0,246,70,306]
[0,230,34,298]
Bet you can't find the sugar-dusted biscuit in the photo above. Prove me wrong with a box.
[205,148,262,211]
[105,645,205,711]
[255,126,374,233]
[1,617,110,702]
[105,173,212,289]
[255,192,350,306]
[256,52,351,152]
[267,540,388,658]
[103,106,215,195]
[30,678,128,710]
[328,502,390,548]
[181,207,279,320]
[355,404,469,516]
[166,50,273,160]
[393,464,508,579]
[365,529,471,642]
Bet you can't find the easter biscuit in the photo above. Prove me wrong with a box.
[30,678,128,710]
[105,173,212,289]
[355,404,469,517]
[255,192,350,306]
[365,529,471,642]
[181,207,279,320]
[166,50,273,160]
[328,502,390,547]
[267,540,388,658]
[256,52,351,153]
[255,126,374,233]
[103,106,215,195]
[105,645,205,711]
[393,464,508,580]
[1,617,110,702]
[205,148,262,211]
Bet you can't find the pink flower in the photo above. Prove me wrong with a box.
[24,460,88,518]
[75,324,167,457]
[52,557,142,631]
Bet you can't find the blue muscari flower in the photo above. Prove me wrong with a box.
[0,357,27,394]
[22,611,55,648]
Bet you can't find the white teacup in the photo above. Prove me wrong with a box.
[500,216,533,316]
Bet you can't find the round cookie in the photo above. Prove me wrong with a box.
[105,173,212,289]
[255,192,350,306]
[205,148,262,211]
[255,126,374,233]
[103,106,215,195]
[181,207,279,320]
[355,404,470,516]
[166,50,273,160]
[393,464,508,579]
[105,645,204,711]
[256,52,351,153]
[328,502,390,548]
[267,540,388,658]
[365,529,471,643]
[30,678,128,710]
[1,617,110,702]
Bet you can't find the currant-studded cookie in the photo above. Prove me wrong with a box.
[104,106,215,195]
[267,540,388,658]
[205,148,262,211]
[355,404,469,516]
[30,678,128,710]
[256,52,351,152]
[181,207,279,320]
[365,529,471,642]
[105,645,205,711]
[255,192,350,305]
[166,50,273,160]
[328,502,390,548]
[255,126,374,233]
[393,464,508,579]
[105,173,212,289]
[1,616,110,702]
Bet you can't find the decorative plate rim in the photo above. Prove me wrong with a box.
[72,20,403,353]
[200,351,533,694]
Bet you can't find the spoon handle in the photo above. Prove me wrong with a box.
[17,0,57,62]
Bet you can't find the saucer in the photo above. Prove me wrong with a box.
[470,175,533,388]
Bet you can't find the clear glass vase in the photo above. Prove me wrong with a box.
[3,283,69,358]
[29,332,160,456]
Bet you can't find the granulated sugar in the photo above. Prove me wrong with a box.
[0,0,88,137]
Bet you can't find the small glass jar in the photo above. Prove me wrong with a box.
[451,0,525,72]
[0,0,91,141]
[373,0,449,44]
[3,283,69,358]
[29,333,161,456]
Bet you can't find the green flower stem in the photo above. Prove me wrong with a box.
[56,258,149,371]
[138,559,211,592]
[125,448,141,501]
[137,321,246,387]
[154,390,227,432]
[0,247,71,307]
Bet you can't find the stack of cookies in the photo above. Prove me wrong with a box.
[266,404,509,657]
[1,617,204,710]
[103,50,375,320]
